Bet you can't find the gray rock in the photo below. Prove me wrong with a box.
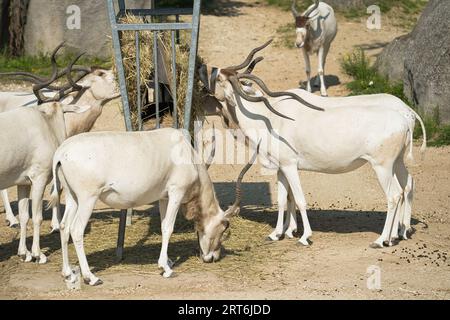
[403,0,450,123]
[23,0,151,58]
[375,34,410,82]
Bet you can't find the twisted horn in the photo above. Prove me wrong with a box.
[66,52,86,91]
[291,0,299,17]
[244,57,264,74]
[33,42,64,104]
[226,39,273,71]
[0,41,91,92]
[225,141,261,217]
[33,53,90,104]
[304,0,320,18]
[236,74,324,111]
[229,76,294,121]
[205,124,216,170]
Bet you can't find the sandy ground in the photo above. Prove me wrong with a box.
[1,0,450,300]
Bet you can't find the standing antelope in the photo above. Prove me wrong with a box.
[291,0,337,97]
[199,41,426,249]
[0,43,120,263]
[0,43,117,232]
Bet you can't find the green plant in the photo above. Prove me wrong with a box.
[275,23,296,48]
[0,49,111,77]
[341,49,406,99]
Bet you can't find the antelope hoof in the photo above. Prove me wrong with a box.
[266,233,282,242]
[370,242,384,249]
[163,269,174,278]
[19,252,32,263]
[298,238,309,246]
[385,241,394,247]
[285,229,297,239]
[91,279,103,286]
[7,220,19,228]
[84,277,103,286]
[64,273,78,284]
[33,253,48,264]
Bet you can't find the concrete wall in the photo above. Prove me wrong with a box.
[23,0,151,58]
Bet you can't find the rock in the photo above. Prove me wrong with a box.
[23,0,151,58]
[375,34,410,82]
[375,0,450,123]
[403,0,450,123]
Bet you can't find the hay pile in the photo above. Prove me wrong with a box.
[114,15,205,131]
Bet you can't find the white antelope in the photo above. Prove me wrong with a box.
[0,44,120,263]
[0,43,118,231]
[48,128,254,285]
[291,0,337,97]
[199,41,426,248]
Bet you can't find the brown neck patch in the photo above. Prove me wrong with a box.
[295,16,309,28]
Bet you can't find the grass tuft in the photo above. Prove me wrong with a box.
[0,49,111,77]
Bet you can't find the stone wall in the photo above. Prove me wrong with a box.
[23,0,151,58]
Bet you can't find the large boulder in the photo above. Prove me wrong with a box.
[374,34,410,82]
[23,0,151,58]
[403,0,450,123]
[376,0,450,123]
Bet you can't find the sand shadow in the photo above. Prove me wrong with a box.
[240,207,421,235]
[357,42,390,51]
[300,75,341,93]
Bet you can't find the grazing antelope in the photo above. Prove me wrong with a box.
[199,40,426,248]
[48,128,256,285]
[291,0,337,96]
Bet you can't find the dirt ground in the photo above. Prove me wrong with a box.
[1,0,450,300]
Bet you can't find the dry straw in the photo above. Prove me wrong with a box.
[113,15,205,130]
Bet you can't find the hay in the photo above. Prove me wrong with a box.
[0,204,281,284]
[113,15,205,130]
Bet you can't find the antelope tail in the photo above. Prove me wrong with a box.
[412,109,427,159]
[47,159,63,227]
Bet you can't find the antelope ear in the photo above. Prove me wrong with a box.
[37,102,60,116]
[198,64,210,91]
[62,104,92,114]
[224,91,236,107]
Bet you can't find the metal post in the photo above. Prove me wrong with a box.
[116,210,127,261]
[183,0,201,131]
[107,0,133,132]
[175,15,180,44]
[135,31,142,131]
[153,32,160,129]
[109,0,135,260]
[171,30,178,128]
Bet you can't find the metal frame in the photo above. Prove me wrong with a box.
[106,0,202,261]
